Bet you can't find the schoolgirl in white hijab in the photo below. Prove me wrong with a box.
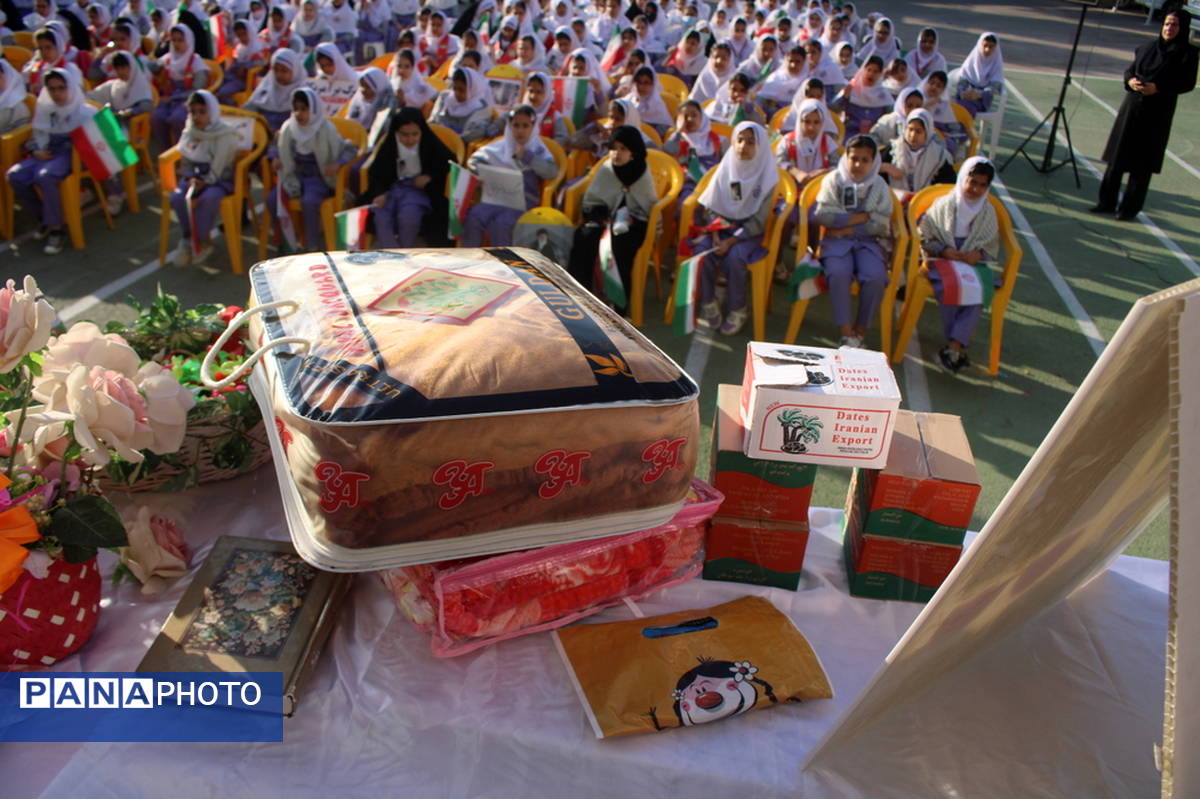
[956,32,1004,114]
[856,16,899,65]
[309,41,357,116]
[664,28,708,82]
[631,65,673,130]
[904,27,946,81]
[726,16,752,63]
[835,41,856,81]
[548,26,581,74]
[345,67,394,140]
[389,48,438,108]
[273,86,348,250]
[166,89,239,264]
[292,0,332,49]
[688,40,737,104]
[516,33,549,74]
[697,120,778,222]
[0,59,30,134]
[886,108,952,191]
[430,66,494,142]
[798,8,823,42]
[785,78,836,135]
[88,50,154,115]
[756,44,807,106]
[736,33,781,85]
[244,47,308,131]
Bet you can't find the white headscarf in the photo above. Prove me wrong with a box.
[920,73,955,124]
[697,121,778,220]
[33,67,90,133]
[835,41,857,80]
[806,43,846,86]
[312,41,356,84]
[737,33,781,83]
[517,33,548,73]
[284,86,326,150]
[689,48,737,103]
[953,156,992,238]
[611,97,641,131]
[291,0,324,38]
[389,49,438,107]
[482,105,550,163]
[443,66,490,116]
[757,52,806,103]
[523,72,555,121]
[632,67,672,127]
[857,16,899,65]
[960,32,1003,87]
[567,47,605,86]
[248,48,306,112]
[893,86,922,119]
[893,108,948,192]
[834,137,881,188]
[0,58,29,110]
[163,23,198,81]
[101,50,154,109]
[346,67,394,129]
[789,83,837,135]
[666,30,707,76]
[88,3,112,29]
[904,27,946,79]
[233,20,268,61]
[848,60,892,108]
[800,8,824,41]
[677,102,720,157]
[179,89,236,162]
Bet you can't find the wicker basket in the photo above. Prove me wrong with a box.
[97,414,273,494]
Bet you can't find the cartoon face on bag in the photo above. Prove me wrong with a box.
[671,659,775,726]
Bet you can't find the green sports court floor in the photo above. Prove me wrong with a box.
[6,1,1195,558]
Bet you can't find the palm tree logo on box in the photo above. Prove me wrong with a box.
[777,409,823,454]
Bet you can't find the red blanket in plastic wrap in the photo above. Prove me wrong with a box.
[381,480,723,656]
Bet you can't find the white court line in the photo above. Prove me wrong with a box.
[1071,79,1200,185]
[1,181,156,254]
[1005,65,1124,81]
[991,176,1108,356]
[683,327,714,385]
[58,259,164,323]
[1003,79,1200,277]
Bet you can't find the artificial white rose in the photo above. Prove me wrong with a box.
[136,362,197,455]
[118,507,190,595]
[0,276,55,374]
[33,322,141,409]
[64,364,154,466]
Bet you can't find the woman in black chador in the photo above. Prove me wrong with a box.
[1092,8,1198,220]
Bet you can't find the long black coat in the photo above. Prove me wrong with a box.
[1102,36,1198,174]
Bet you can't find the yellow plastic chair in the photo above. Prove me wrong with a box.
[428,122,465,164]
[656,73,688,104]
[158,107,267,273]
[230,63,267,107]
[12,32,35,50]
[426,75,447,92]
[891,183,1022,376]
[202,59,224,93]
[370,52,393,71]
[126,82,160,194]
[660,91,680,122]
[3,46,32,71]
[783,175,910,356]
[563,150,683,327]
[0,108,31,240]
[431,57,453,81]
[55,101,122,249]
[949,102,980,166]
[665,166,797,340]
[316,117,369,248]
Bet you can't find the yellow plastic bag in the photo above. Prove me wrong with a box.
[553,595,833,738]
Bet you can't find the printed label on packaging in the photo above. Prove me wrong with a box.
[534,449,591,499]
[314,460,370,512]
[756,404,893,462]
[642,438,688,484]
[367,267,519,324]
[432,459,495,510]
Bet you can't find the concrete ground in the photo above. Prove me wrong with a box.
[6,1,1195,558]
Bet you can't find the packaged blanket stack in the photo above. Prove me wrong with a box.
[217,248,701,571]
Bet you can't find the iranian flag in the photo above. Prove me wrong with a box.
[446,162,479,239]
[598,227,626,308]
[335,206,371,251]
[929,259,994,309]
[551,76,590,130]
[685,151,704,183]
[789,251,828,300]
[208,14,232,60]
[71,108,138,182]
[672,251,706,336]
[275,182,299,251]
[731,104,747,126]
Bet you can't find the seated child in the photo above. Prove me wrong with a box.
[429,67,493,143]
[362,107,455,248]
[167,90,239,267]
[879,109,955,196]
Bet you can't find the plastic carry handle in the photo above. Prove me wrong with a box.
[201,300,311,391]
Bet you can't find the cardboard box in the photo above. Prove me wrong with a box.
[857,411,981,547]
[704,515,811,591]
[711,384,816,524]
[740,343,902,469]
[843,477,961,602]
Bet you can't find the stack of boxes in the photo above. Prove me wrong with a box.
[842,411,981,601]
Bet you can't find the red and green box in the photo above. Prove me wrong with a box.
[712,384,816,525]
[856,411,980,547]
[843,472,962,602]
[704,515,810,591]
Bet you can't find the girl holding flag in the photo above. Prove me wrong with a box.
[756,44,807,116]
[261,6,303,54]
[243,48,307,134]
[734,33,780,88]
[566,125,655,316]
[7,68,89,255]
[268,87,352,251]
[600,27,638,73]
[692,121,778,336]
[216,19,268,104]
[707,73,765,126]
[460,104,558,247]
[149,25,210,149]
[88,50,154,216]
[813,134,892,348]
[548,27,581,74]
[521,73,569,145]
[917,156,998,373]
[664,100,724,203]
[362,107,454,248]
[167,90,238,267]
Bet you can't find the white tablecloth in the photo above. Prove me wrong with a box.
[2,469,1169,799]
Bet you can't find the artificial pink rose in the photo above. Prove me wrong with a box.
[65,364,155,465]
[118,507,190,595]
[135,362,196,455]
[33,322,141,409]
[0,276,55,374]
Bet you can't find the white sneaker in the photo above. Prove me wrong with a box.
[192,243,215,265]
[839,334,863,348]
[171,242,192,267]
[105,194,124,216]
[720,307,748,336]
[43,231,66,255]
